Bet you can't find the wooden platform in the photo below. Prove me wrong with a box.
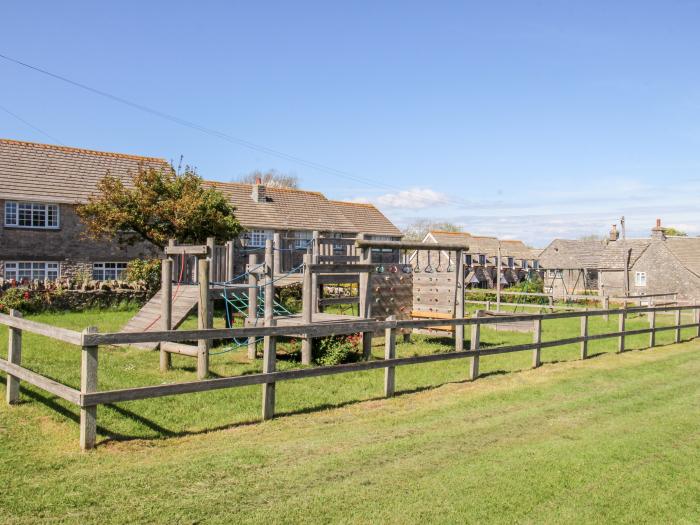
[122,285,200,350]
[245,312,361,335]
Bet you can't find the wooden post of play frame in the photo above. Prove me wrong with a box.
[273,232,282,276]
[532,317,542,368]
[674,308,682,344]
[618,307,626,353]
[301,253,313,365]
[359,235,373,359]
[225,240,235,282]
[80,326,99,451]
[247,253,259,360]
[454,249,465,352]
[197,258,210,379]
[206,237,215,328]
[5,310,22,404]
[262,239,276,420]
[469,310,481,381]
[384,316,396,397]
[160,256,173,372]
[580,314,589,359]
[311,231,320,313]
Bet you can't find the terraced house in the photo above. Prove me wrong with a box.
[0,139,401,282]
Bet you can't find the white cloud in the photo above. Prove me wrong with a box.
[374,187,451,209]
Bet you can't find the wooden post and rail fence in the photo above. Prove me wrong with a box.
[2,303,700,451]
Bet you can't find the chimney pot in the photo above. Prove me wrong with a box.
[255,176,262,185]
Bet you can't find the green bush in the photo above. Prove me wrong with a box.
[313,334,362,366]
[126,259,161,290]
[0,288,44,314]
[279,282,302,313]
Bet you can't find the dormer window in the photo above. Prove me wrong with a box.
[4,201,59,229]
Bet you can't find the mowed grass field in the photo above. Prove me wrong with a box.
[1,306,699,524]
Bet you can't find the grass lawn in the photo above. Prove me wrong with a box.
[1,306,699,523]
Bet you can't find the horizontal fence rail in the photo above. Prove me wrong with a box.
[2,304,700,450]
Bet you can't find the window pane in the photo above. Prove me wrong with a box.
[18,204,32,226]
[47,205,59,227]
[5,202,17,225]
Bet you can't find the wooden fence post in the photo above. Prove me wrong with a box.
[454,250,465,352]
[618,307,626,353]
[695,303,700,339]
[532,317,542,368]
[160,257,172,372]
[384,316,396,397]
[580,314,588,360]
[5,310,23,405]
[80,326,99,451]
[247,253,259,360]
[197,258,210,380]
[649,308,656,348]
[603,295,610,322]
[261,238,277,420]
[301,253,313,365]
[674,308,682,344]
[469,311,481,380]
[261,324,277,421]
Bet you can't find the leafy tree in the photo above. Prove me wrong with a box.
[402,219,463,241]
[77,166,242,249]
[663,227,687,237]
[238,169,299,189]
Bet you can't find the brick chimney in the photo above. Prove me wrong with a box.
[609,224,619,241]
[251,176,266,203]
[651,218,665,240]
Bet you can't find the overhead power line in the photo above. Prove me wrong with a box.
[0,51,472,209]
[0,103,64,145]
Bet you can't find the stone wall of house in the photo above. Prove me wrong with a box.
[0,200,161,279]
[628,241,700,301]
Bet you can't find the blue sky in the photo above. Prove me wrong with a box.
[2,1,700,246]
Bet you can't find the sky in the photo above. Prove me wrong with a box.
[2,1,700,247]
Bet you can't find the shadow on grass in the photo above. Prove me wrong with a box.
[5,337,690,448]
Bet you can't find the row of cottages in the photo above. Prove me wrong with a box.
[539,221,700,302]
[0,138,401,283]
[419,231,542,288]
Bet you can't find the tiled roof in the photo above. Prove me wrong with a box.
[206,181,361,233]
[330,200,402,237]
[539,238,651,270]
[428,231,539,259]
[0,138,170,204]
[665,237,700,277]
[0,138,402,236]
[598,239,650,269]
[539,239,606,269]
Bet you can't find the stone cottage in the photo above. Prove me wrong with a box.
[0,138,401,282]
[539,220,700,301]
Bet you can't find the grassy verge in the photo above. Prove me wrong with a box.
[1,307,699,523]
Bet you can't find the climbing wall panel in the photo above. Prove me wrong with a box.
[412,271,457,315]
[370,264,413,322]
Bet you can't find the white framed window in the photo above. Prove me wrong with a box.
[293,230,313,249]
[465,254,472,267]
[533,260,540,270]
[478,254,486,266]
[522,259,528,270]
[4,262,60,281]
[247,229,273,248]
[507,257,514,269]
[635,271,647,287]
[4,201,59,229]
[93,262,128,281]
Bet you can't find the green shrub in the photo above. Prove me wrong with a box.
[279,282,302,313]
[0,288,44,314]
[313,334,362,366]
[126,259,161,290]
